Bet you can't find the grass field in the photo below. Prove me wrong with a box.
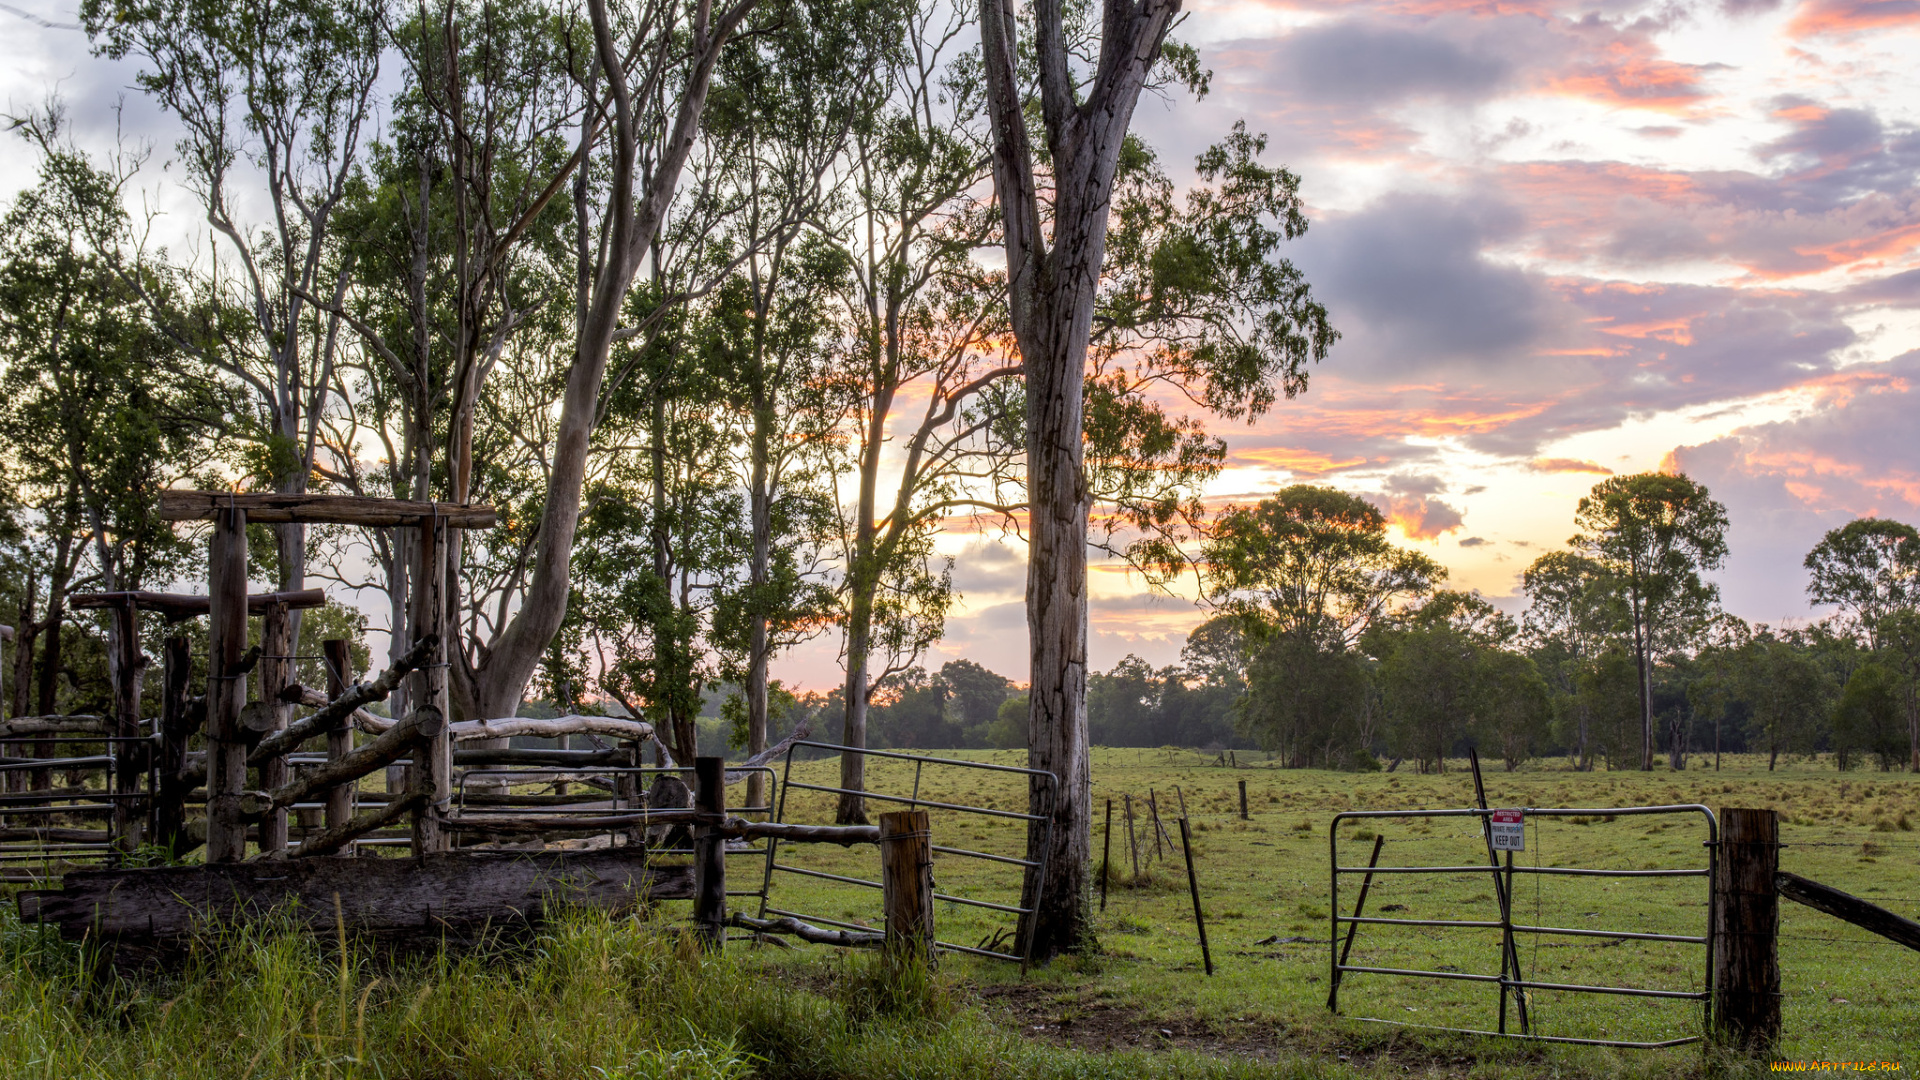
[756,748,1920,1071]
[1,748,1913,1078]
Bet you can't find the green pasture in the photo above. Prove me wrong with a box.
[1,749,1914,1078]
[754,748,1920,1067]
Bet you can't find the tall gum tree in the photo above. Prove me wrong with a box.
[1571,472,1727,771]
[1804,517,1920,651]
[977,0,1335,956]
[447,0,758,726]
[82,0,385,630]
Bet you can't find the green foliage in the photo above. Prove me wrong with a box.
[1805,517,1920,647]
[1203,485,1444,650]
[1831,661,1908,770]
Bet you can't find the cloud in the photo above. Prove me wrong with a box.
[1530,457,1613,475]
[1295,193,1556,372]
[1370,492,1467,539]
[1666,352,1920,621]
[1787,0,1920,38]
[1457,536,1490,547]
[1259,20,1513,106]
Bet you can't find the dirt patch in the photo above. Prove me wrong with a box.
[968,980,1538,1076]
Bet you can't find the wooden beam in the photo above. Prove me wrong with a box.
[1777,870,1920,953]
[72,589,327,619]
[295,791,425,858]
[17,850,695,943]
[239,707,444,819]
[729,912,883,948]
[158,491,497,528]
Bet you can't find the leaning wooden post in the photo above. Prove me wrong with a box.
[206,505,250,862]
[1177,817,1214,976]
[152,635,193,853]
[107,596,148,851]
[1099,798,1112,912]
[693,756,727,949]
[880,809,935,966]
[1713,807,1781,1051]
[256,601,293,856]
[322,638,356,850]
[407,516,449,854]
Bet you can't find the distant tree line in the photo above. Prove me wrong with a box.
[1087,477,1920,772]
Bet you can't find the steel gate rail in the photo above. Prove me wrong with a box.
[758,741,1057,965]
[1328,803,1718,1049]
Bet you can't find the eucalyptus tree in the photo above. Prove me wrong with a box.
[314,0,588,696]
[1736,628,1833,770]
[1520,550,1614,768]
[814,0,1004,823]
[1805,517,1920,649]
[1872,609,1920,770]
[1571,472,1728,770]
[0,141,210,741]
[699,0,899,801]
[82,0,385,619]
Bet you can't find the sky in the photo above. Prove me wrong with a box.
[2,0,1916,691]
[867,0,1920,688]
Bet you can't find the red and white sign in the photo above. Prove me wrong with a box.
[1489,809,1524,852]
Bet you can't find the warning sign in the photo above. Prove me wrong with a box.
[1489,809,1524,852]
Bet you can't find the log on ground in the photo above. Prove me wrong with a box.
[17,849,695,943]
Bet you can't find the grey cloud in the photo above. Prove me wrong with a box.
[1296,193,1554,374]
[946,539,1026,596]
[1386,473,1449,495]
[1669,351,1920,623]
[1262,21,1512,106]
[1457,536,1489,547]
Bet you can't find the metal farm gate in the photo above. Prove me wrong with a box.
[757,741,1057,965]
[1327,803,1720,1049]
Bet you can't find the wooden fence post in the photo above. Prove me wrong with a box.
[1713,807,1780,1052]
[322,639,355,851]
[408,517,448,854]
[108,597,147,851]
[693,756,726,950]
[152,636,193,853]
[880,809,934,965]
[206,505,249,863]
[1238,779,1249,821]
[257,602,292,856]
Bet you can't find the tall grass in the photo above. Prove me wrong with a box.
[0,906,1342,1080]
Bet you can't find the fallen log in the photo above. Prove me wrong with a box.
[441,811,674,834]
[719,819,878,846]
[1776,870,1920,953]
[239,707,443,820]
[0,716,109,738]
[0,827,112,844]
[449,715,652,744]
[728,912,882,947]
[18,848,694,944]
[647,719,812,784]
[452,748,629,768]
[72,588,326,619]
[158,490,498,528]
[292,791,426,858]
